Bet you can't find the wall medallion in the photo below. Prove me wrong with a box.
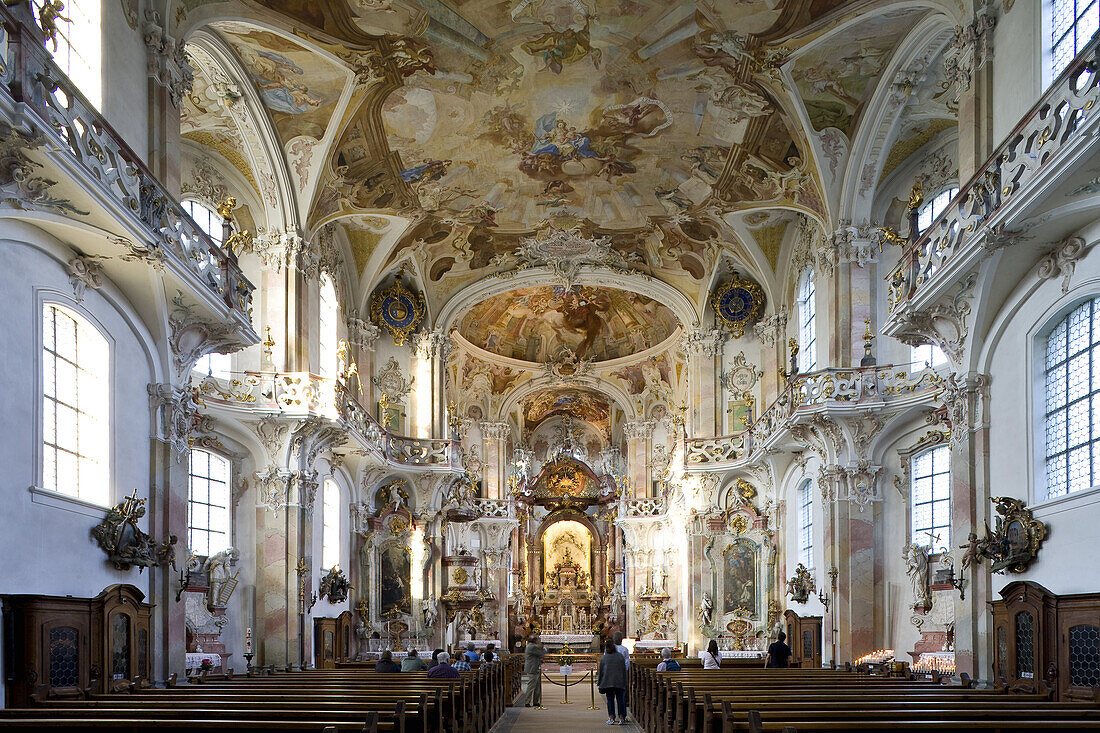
[370,280,425,346]
[711,273,765,338]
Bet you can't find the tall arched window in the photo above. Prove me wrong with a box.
[321,479,341,571]
[911,445,950,548]
[797,268,817,372]
[36,0,102,109]
[42,302,110,505]
[181,199,224,245]
[188,449,231,557]
[797,479,814,568]
[318,275,338,378]
[916,186,959,232]
[1049,0,1099,81]
[1044,297,1100,497]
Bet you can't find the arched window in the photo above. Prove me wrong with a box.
[911,343,948,372]
[1044,297,1100,497]
[797,479,814,568]
[182,199,224,245]
[1049,0,1099,81]
[911,445,950,548]
[42,302,110,505]
[917,186,959,233]
[318,275,338,378]
[797,268,817,372]
[36,0,102,109]
[188,449,231,556]
[321,479,340,571]
[193,352,231,379]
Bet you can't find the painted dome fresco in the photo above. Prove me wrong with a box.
[456,285,679,363]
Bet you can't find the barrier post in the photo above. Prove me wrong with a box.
[588,669,599,710]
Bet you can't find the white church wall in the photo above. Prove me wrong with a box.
[993,1,1044,146]
[984,223,1100,598]
[0,231,158,704]
[101,0,151,161]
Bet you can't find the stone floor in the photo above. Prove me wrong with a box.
[492,673,640,733]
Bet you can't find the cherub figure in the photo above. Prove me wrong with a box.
[38,0,71,53]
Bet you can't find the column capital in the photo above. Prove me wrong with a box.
[480,421,511,441]
[623,420,656,440]
[681,327,724,357]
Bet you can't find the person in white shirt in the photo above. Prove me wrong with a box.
[702,640,722,669]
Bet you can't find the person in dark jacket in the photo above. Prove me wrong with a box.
[597,641,628,725]
[522,634,547,707]
[429,648,445,668]
[401,649,427,672]
[764,632,792,668]
[374,649,400,673]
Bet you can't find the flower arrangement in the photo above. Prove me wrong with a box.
[558,642,575,667]
[199,658,213,671]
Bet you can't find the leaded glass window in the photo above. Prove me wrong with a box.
[1016,611,1035,679]
[188,449,231,557]
[182,199,224,245]
[48,626,79,688]
[111,613,130,680]
[319,275,338,378]
[917,186,958,232]
[910,445,950,548]
[34,0,101,109]
[1051,0,1100,81]
[322,479,340,571]
[1044,298,1100,498]
[42,302,109,505]
[797,479,813,569]
[1069,624,1100,687]
[797,268,816,372]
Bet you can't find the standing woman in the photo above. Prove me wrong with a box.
[598,640,629,725]
[702,640,722,669]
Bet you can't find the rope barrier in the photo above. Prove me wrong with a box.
[540,669,591,704]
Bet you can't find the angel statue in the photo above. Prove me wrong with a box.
[421,596,439,631]
[698,591,714,629]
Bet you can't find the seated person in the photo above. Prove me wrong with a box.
[453,654,471,671]
[463,642,480,664]
[401,649,427,672]
[374,649,401,673]
[429,648,445,668]
[481,643,498,663]
[427,651,462,678]
[655,647,681,672]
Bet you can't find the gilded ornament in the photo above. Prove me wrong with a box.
[452,567,470,585]
[729,513,748,534]
[711,273,765,338]
[370,280,425,346]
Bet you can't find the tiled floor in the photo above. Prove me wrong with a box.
[493,673,640,732]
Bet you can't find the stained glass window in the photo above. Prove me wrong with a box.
[42,302,109,505]
[1044,297,1100,498]
[798,268,816,372]
[48,627,79,688]
[188,449,231,557]
[911,445,950,548]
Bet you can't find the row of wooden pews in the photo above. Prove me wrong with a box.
[630,664,1100,733]
[0,657,521,733]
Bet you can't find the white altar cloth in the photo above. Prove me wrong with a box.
[634,640,678,650]
[700,650,765,659]
[538,634,592,645]
[186,652,222,669]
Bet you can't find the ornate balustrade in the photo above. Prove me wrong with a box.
[0,3,253,317]
[684,366,944,469]
[196,372,459,470]
[886,36,1100,317]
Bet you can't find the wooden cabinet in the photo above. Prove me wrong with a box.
[990,580,1100,700]
[335,611,353,663]
[784,609,822,669]
[2,584,152,706]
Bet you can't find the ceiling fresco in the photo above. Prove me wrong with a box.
[457,285,679,363]
[523,387,611,433]
[378,0,799,231]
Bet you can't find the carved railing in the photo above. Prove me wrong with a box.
[684,366,944,469]
[886,36,1100,314]
[0,2,253,316]
[196,372,459,469]
[623,495,666,517]
[473,498,512,519]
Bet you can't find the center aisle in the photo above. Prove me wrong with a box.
[492,672,641,733]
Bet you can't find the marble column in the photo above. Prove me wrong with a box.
[682,329,724,436]
[950,4,998,181]
[481,422,510,500]
[623,420,654,497]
